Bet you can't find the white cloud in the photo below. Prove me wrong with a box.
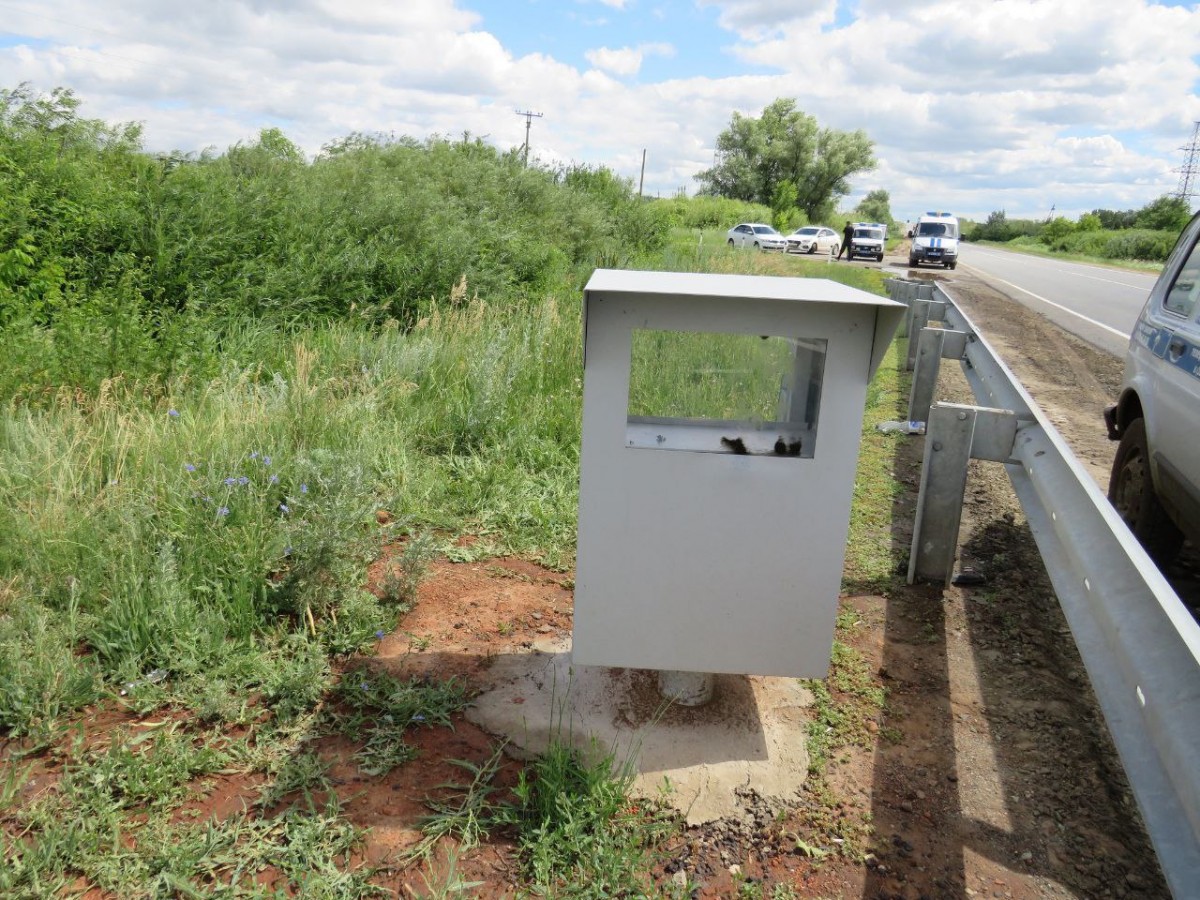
[584,42,674,76]
[1,0,1197,219]
[696,0,837,40]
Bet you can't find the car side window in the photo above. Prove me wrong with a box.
[1163,238,1200,319]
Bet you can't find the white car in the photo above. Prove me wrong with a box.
[726,223,787,251]
[847,223,886,262]
[785,226,840,255]
[1105,209,1200,564]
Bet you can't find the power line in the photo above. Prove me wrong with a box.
[514,109,542,167]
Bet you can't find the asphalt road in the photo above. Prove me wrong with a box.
[955,244,1159,357]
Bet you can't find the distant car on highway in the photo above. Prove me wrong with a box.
[1105,209,1200,564]
[785,226,840,255]
[726,223,787,251]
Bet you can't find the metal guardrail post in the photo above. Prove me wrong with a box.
[907,328,971,424]
[885,279,930,338]
[904,299,947,371]
[907,402,1019,585]
[908,329,947,429]
[889,279,1200,895]
[908,404,975,584]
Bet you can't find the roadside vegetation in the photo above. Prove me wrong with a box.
[1,84,904,894]
[963,194,1192,265]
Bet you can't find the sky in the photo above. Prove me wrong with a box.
[2,0,1199,223]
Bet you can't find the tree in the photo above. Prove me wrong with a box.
[854,189,893,226]
[1135,194,1191,232]
[1091,207,1137,230]
[1040,216,1076,245]
[969,210,1015,242]
[695,98,875,221]
[770,179,802,232]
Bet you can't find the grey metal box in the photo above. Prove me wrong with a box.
[573,269,904,677]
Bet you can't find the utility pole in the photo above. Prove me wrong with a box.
[1175,121,1200,204]
[515,109,543,167]
[638,148,646,197]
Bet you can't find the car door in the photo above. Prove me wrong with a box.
[733,225,750,248]
[1144,213,1200,521]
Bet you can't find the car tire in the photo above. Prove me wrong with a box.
[807,245,817,255]
[949,262,957,270]
[909,258,918,267]
[877,253,884,262]
[832,244,839,257]
[727,239,735,247]
[1108,417,1185,564]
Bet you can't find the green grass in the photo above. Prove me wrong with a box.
[629,330,799,422]
[0,225,907,893]
[843,339,910,593]
[409,737,675,897]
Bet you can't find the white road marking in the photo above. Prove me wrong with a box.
[967,246,1154,290]
[960,266,1130,339]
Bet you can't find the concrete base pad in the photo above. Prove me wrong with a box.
[465,638,813,824]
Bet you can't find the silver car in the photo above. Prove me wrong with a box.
[1105,209,1200,563]
[726,223,787,251]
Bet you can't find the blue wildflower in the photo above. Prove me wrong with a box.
[237,475,249,486]
[284,546,293,556]
[224,477,236,486]
[185,463,196,473]
[168,409,179,418]
[249,451,259,460]
[300,483,308,494]
[279,503,290,514]
[375,630,385,639]
[269,474,279,484]
[360,682,370,691]
[263,456,272,466]
[217,506,230,517]
[411,714,425,723]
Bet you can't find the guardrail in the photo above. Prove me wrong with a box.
[887,278,1200,898]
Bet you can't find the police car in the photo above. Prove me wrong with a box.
[847,222,886,261]
[1105,209,1200,563]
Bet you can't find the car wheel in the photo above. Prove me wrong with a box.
[949,262,957,270]
[1108,417,1184,564]
[877,253,884,262]
[807,244,817,255]
[727,239,735,247]
[831,244,839,256]
[909,258,918,267]
[753,241,761,250]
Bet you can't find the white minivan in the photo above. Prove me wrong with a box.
[908,212,960,270]
[1105,210,1200,563]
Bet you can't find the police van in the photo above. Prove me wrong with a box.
[908,211,960,270]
